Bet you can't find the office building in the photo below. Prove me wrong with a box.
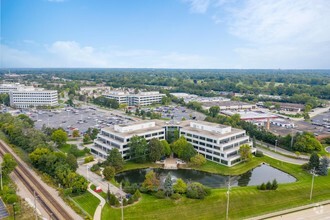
[9,88,58,108]
[91,120,254,167]
[105,91,165,106]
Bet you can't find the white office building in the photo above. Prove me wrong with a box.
[105,91,165,106]
[179,121,254,166]
[91,120,166,159]
[91,120,254,167]
[9,89,58,108]
[0,83,30,93]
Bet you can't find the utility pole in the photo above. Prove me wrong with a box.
[34,191,37,220]
[275,139,278,152]
[226,177,231,220]
[310,168,316,200]
[120,182,124,220]
[0,163,3,190]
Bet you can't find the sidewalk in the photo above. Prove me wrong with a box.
[87,183,106,220]
[246,200,330,220]
[77,162,126,197]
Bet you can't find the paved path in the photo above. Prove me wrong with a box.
[256,141,309,159]
[247,200,330,220]
[87,183,106,220]
[256,146,306,165]
[77,162,126,197]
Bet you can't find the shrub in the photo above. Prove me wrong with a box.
[186,182,208,199]
[301,163,310,171]
[266,181,272,190]
[155,190,166,199]
[90,164,100,172]
[84,156,94,163]
[128,196,134,204]
[255,150,264,157]
[260,183,266,190]
[170,193,181,200]
[132,190,141,201]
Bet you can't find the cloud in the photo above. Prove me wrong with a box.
[0,44,44,68]
[226,0,330,68]
[228,0,330,44]
[185,0,211,13]
[1,41,218,68]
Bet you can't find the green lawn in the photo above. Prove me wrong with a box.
[71,191,100,217]
[58,144,71,153]
[101,156,330,220]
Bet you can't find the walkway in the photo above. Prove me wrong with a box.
[77,162,126,197]
[87,183,106,220]
[247,200,330,220]
[256,141,309,165]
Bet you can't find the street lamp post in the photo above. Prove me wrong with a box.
[275,139,278,152]
[12,203,16,220]
[226,178,231,220]
[310,168,316,201]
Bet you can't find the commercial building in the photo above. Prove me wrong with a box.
[222,110,278,122]
[202,101,256,111]
[91,120,254,167]
[9,88,58,108]
[0,83,32,93]
[271,119,295,128]
[105,91,165,106]
[91,120,166,159]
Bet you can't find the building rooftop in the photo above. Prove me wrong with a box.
[202,101,254,107]
[222,110,277,120]
[179,120,245,139]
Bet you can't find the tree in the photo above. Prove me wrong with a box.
[161,96,171,105]
[106,148,124,171]
[173,178,187,194]
[1,154,17,176]
[142,170,160,192]
[66,154,78,171]
[72,130,80,138]
[209,106,220,117]
[103,166,116,181]
[164,174,173,197]
[160,140,171,157]
[190,154,206,166]
[129,136,148,163]
[308,152,320,170]
[83,134,91,144]
[51,129,68,146]
[318,157,329,176]
[148,138,164,162]
[239,144,252,162]
[272,179,278,190]
[293,132,322,152]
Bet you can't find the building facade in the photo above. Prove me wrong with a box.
[9,89,58,108]
[179,121,254,166]
[105,91,165,106]
[91,121,166,159]
[91,120,254,167]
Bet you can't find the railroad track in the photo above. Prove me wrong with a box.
[0,140,74,220]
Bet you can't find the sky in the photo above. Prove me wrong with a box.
[1,0,330,69]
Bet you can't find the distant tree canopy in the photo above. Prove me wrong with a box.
[93,96,119,109]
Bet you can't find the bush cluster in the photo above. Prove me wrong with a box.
[257,179,278,191]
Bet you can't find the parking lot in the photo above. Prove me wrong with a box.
[141,105,206,121]
[32,107,133,135]
[270,111,330,136]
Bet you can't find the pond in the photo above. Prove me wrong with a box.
[115,164,296,188]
